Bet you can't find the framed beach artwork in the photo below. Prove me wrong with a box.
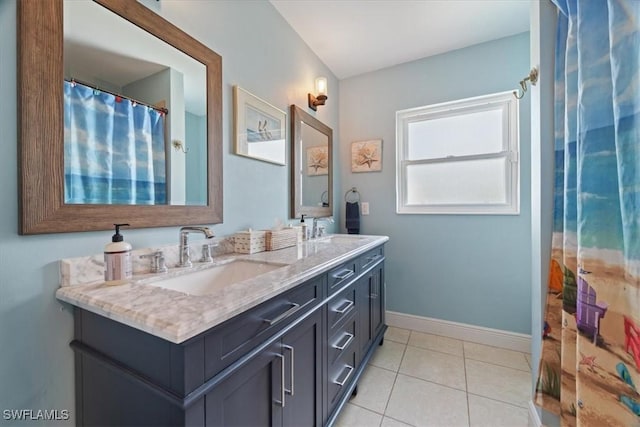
[351,139,382,172]
[306,146,329,176]
[233,86,286,165]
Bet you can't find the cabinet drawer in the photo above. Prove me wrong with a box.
[327,284,356,333]
[204,276,323,379]
[359,246,384,271]
[328,260,357,294]
[328,314,356,366]
[327,345,357,410]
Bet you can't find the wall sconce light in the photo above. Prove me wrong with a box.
[308,77,328,111]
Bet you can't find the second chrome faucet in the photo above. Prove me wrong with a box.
[179,226,215,268]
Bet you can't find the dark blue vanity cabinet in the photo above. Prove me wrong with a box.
[358,246,386,361]
[71,244,386,426]
[205,308,323,426]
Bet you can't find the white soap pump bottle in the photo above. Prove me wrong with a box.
[104,223,133,282]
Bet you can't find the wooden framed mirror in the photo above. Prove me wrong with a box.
[290,105,333,219]
[18,0,222,234]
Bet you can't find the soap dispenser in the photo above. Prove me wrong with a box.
[300,215,309,241]
[104,223,133,282]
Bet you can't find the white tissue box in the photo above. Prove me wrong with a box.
[234,230,267,254]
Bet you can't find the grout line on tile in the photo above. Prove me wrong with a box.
[381,370,399,417]
[398,342,408,372]
[367,362,402,376]
[463,340,531,356]
[405,342,465,358]
[463,355,531,373]
[465,357,533,375]
[349,401,386,417]
[379,343,407,419]
[463,340,471,427]
[385,414,416,427]
[393,371,468,393]
[467,391,530,409]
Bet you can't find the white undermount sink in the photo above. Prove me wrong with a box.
[142,260,285,296]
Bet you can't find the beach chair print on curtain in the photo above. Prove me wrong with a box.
[623,316,640,371]
[576,275,608,342]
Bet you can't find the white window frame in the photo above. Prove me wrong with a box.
[396,91,519,215]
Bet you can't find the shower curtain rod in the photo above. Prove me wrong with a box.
[65,78,169,115]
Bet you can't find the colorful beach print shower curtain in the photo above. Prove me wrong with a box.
[64,80,167,205]
[535,1,640,426]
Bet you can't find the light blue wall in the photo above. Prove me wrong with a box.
[185,112,207,205]
[339,33,532,334]
[0,0,338,424]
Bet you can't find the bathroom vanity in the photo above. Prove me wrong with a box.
[57,234,387,426]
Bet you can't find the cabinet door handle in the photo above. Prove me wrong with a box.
[332,332,354,351]
[263,302,301,325]
[333,365,354,387]
[275,353,286,407]
[334,299,354,314]
[283,344,294,396]
[332,268,354,281]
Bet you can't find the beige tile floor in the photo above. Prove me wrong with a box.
[335,327,532,427]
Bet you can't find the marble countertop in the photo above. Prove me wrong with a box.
[56,234,388,344]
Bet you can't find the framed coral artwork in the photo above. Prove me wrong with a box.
[351,139,382,172]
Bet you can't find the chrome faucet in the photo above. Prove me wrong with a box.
[179,226,215,268]
[140,250,168,274]
[312,216,334,239]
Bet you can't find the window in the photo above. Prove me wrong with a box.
[396,91,519,215]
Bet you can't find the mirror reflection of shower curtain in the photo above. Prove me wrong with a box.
[63,80,167,205]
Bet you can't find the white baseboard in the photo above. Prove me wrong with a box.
[386,310,531,353]
[528,400,543,427]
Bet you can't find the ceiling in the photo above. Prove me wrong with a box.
[270,0,530,79]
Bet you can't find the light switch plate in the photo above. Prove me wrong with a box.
[361,202,369,215]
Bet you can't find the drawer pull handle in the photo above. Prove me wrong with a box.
[365,254,381,265]
[334,299,354,314]
[333,332,354,351]
[275,353,286,407]
[283,344,294,396]
[264,303,302,325]
[332,269,354,281]
[333,365,354,387]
